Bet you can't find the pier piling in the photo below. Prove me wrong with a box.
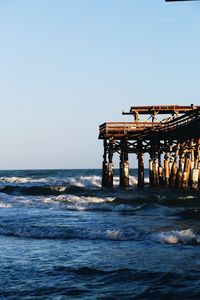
[138,150,144,187]
[119,143,129,188]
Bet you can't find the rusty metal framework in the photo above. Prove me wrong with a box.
[122,104,200,121]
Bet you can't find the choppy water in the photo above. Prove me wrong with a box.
[0,169,200,299]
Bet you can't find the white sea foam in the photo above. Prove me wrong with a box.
[67,176,102,188]
[47,194,116,211]
[114,175,149,187]
[53,194,115,204]
[105,229,123,239]
[178,195,196,200]
[18,198,33,205]
[0,202,12,208]
[0,174,150,189]
[47,195,147,212]
[0,177,47,184]
[0,193,116,210]
[0,222,127,240]
[0,225,127,240]
[66,175,149,188]
[129,176,138,185]
[88,229,125,240]
[151,229,200,245]
[43,198,57,204]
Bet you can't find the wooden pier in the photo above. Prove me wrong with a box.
[99,104,200,191]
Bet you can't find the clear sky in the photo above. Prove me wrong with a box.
[0,0,200,169]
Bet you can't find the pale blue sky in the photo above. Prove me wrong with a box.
[0,0,199,169]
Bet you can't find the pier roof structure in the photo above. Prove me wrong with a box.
[123,104,199,116]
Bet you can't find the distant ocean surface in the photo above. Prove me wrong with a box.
[0,169,200,299]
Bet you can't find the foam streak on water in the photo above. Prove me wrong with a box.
[151,229,200,245]
[0,169,200,299]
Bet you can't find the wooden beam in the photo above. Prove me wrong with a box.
[123,105,200,116]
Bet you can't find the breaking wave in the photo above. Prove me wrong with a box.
[66,176,102,188]
[0,177,48,184]
[0,185,86,196]
[151,229,200,245]
[0,219,199,245]
[51,195,156,212]
[0,202,12,208]
[0,224,139,241]
[0,191,152,212]
[0,175,149,188]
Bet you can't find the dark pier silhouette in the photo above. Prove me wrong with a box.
[99,104,200,191]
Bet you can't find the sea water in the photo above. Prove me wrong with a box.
[0,169,200,299]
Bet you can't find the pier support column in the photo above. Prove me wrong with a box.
[149,156,158,188]
[158,164,164,187]
[169,144,173,178]
[191,140,199,191]
[120,160,129,188]
[138,147,144,188]
[149,158,158,188]
[102,161,109,187]
[182,154,191,190]
[102,139,114,187]
[171,159,178,189]
[119,142,129,188]
[198,139,200,189]
[170,161,177,189]
[164,154,170,188]
[190,146,195,176]
[198,140,200,190]
[191,168,199,191]
[152,159,159,188]
[177,146,184,189]
[149,138,158,188]
[170,145,179,189]
[158,153,164,187]
[149,158,153,187]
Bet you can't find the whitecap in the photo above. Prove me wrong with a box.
[66,175,149,188]
[105,229,123,239]
[178,195,196,200]
[74,176,102,188]
[114,175,149,187]
[129,176,138,185]
[0,177,47,184]
[52,194,115,204]
[151,229,200,245]
[0,202,12,208]
[50,195,115,211]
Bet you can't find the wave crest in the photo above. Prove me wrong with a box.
[151,229,200,245]
[0,202,12,208]
[0,177,47,184]
[0,224,137,241]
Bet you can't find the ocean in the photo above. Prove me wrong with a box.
[0,169,200,299]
